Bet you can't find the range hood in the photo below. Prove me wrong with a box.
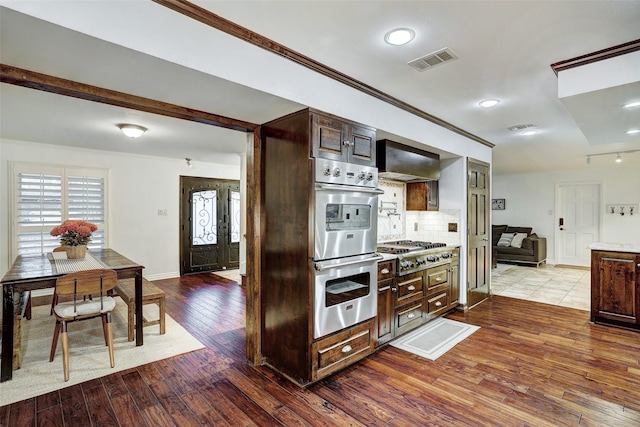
[376,139,440,182]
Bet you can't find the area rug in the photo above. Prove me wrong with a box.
[0,297,204,407]
[390,318,479,361]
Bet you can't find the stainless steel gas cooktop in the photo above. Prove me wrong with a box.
[377,240,453,275]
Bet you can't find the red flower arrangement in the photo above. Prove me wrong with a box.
[50,220,98,246]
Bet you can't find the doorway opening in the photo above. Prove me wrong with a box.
[180,176,241,275]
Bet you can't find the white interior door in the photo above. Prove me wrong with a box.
[556,184,600,267]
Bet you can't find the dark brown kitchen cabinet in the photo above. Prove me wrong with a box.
[311,319,375,382]
[261,108,377,386]
[449,247,460,305]
[591,250,640,329]
[406,181,439,211]
[311,111,376,166]
[393,271,425,336]
[376,260,395,347]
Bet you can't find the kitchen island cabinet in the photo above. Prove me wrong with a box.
[590,243,640,330]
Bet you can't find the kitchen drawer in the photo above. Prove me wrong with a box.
[426,265,449,290]
[311,319,374,381]
[427,292,448,314]
[396,271,424,304]
[377,260,395,281]
[395,300,425,336]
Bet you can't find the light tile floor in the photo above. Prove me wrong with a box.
[491,263,590,311]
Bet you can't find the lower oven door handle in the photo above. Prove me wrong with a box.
[315,254,384,271]
[315,183,385,194]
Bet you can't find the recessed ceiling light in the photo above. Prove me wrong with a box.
[626,129,640,135]
[623,101,640,109]
[384,28,415,46]
[479,99,500,108]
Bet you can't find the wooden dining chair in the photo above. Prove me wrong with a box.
[49,269,118,381]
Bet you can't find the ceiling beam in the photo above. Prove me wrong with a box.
[0,64,259,133]
[153,0,495,149]
[551,39,640,75]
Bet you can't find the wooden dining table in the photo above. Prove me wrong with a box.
[1,248,145,382]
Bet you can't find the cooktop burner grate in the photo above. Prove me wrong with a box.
[377,240,447,254]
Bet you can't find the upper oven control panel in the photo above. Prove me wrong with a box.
[314,159,378,188]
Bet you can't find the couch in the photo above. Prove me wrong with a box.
[492,225,547,267]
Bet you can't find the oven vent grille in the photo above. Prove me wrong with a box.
[408,48,458,72]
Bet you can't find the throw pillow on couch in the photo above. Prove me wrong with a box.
[497,233,515,247]
[510,232,528,248]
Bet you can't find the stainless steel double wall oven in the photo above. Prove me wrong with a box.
[312,158,383,338]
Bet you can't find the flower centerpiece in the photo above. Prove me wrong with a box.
[50,220,98,259]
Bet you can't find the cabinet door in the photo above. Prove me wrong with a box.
[427,181,439,211]
[376,279,393,346]
[406,182,439,211]
[311,113,349,162]
[449,263,459,305]
[348,124,376,166]
[594,253,637,324]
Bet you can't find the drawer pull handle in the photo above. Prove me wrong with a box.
[407,313,415,319]
[342,345,352,353]
[435,301,442,307]
[435,276,442,281]
[381,268,390,274]
[408,285,416,291]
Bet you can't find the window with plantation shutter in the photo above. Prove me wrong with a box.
[11,163,108,259]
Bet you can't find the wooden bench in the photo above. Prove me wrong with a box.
[114,278,165,341]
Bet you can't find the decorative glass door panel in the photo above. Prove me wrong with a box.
[192,190,217,246]
[180,177,240,275]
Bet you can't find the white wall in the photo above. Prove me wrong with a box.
[492,163,640,264]
[1,139,241,279]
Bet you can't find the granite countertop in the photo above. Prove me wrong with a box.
[589,243,640,253]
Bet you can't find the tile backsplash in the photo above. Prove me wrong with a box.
[377,178,460,245]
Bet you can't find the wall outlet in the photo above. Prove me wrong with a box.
[158,209,168,216]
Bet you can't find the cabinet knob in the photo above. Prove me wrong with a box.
[341,345,352,353]
[436,276,442,281]
[408,285,416,291]
[435,301,442,307]
[392,287,397,292]
[407,313,415,319]
[381,268,390,274]
[342,140,352,147]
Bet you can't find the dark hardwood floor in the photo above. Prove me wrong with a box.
[3,273,640,426]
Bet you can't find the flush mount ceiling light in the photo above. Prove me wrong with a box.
[384,28,415,46]
[478,99,500,108]
[623,101,640,109]
[117,124,147,138]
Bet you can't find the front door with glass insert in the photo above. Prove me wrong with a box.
[180,176,240,275]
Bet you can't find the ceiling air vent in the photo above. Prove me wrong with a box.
[408,48,458,72]
[508,124,536,132]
